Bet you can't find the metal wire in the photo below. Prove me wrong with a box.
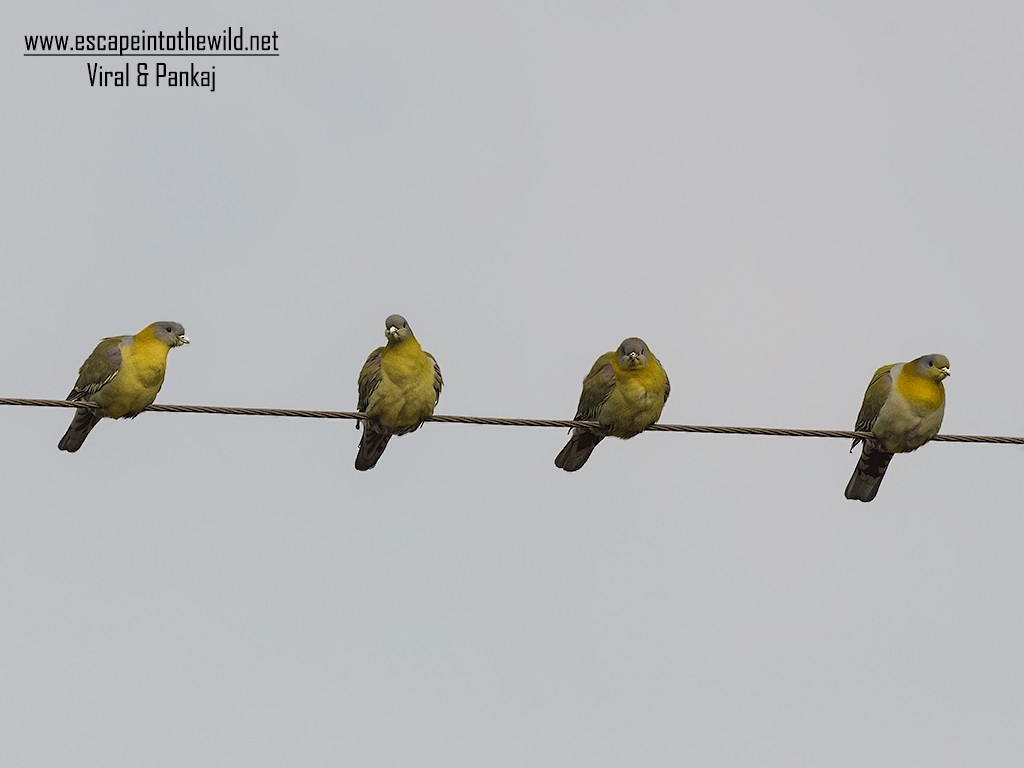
[2,397,1022,444]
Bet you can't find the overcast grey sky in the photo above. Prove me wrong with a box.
[4,2,1024,765]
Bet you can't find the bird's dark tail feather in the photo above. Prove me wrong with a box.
[355,430,392,471]
[58,408,102,453]
[845,444,894,502]
[554,430,604,472]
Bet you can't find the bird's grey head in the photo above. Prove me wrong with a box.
[153,321,190,347]
[385,314,412,343]
[617,337,650,369]
[915,353,950,381]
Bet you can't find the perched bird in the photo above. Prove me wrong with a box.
[59,321,190,452]
[555,337,670,471]
[845,353,950,502]
[355,314,442,470]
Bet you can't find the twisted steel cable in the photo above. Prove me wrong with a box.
[2,398,1022,444]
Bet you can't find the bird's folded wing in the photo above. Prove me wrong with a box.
[68,337,124,400]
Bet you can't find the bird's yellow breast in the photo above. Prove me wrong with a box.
[125,334,171,386]
[611,356,667,394]
[100,336,171,418]
[895,365,944,412]
[381,339,431,379]
[603,358,667,437]
[371,339,437,430]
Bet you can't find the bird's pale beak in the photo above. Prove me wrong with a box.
[387,326,400,339]
[178,335,190,345]
[940,367,950,378]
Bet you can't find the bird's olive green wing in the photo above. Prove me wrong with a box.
[659,360,671,403]
[855,364,895,432]
[357,346,386,412]
[426,351,443,404]
[574,354,616,421]
[68,336,124,400]
[851,364,895,448]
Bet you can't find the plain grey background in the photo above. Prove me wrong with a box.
[4,2,1023,765]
